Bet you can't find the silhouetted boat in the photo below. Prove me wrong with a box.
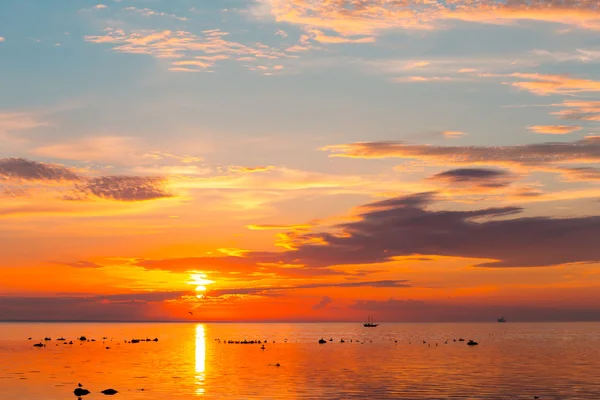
[363,316,378,327]
[498,316,507,323]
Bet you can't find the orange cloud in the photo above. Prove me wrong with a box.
[258,0,600,37]
[246,224,312,230]
[552,100,600,121]
[528,125,582,135]
[228,166,274,174]
[321,136,600,168]
[511,73,600,96]
[85,28,289,72]
[443,131,465,138]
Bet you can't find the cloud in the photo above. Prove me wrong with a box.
[393,76,458,83]
[0,291,191,321]
[304,28,375,44]
[0,37,5,43]
[429,168,515,189]
[0,112,49,136]
[94,4,107,9]
[204,280,411,298]
[552,100,600,122]
[68,176,173,202]
[246,224,312,230]
[55,260,105,269]
[228,166,274,174]
[558,167,600,182]
[276,192,600,268]
[0,158,80,182]
[123,6,187,21]
[528,125,583,135]
[511,73,600,96]
[442,131,465,138]
[312,295,332,310]
[321,136,600,168]
[84,28,289,72]
[531,48,600,64]
[257,0,600,37]
[181,192,600,270]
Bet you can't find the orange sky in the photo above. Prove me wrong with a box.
[1,0,600,321]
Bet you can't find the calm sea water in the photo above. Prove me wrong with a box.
[0,322,598,399]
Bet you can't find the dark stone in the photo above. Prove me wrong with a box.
[74,388,90,396]
[101,389,118,395]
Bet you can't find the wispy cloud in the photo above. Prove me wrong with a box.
[0,112,49,137]
[321,136,600,169]
[511,73,600,96]
[246,224,312,231]
[85,28,290,72]
[528,125,583,135]
[552,100,600,122]
[124,6,187,21]
[205,280,411,298]
[257,0,600,37]
[312,295,332,310]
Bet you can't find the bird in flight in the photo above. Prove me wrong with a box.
[188,311,193,316]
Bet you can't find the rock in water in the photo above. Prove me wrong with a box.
[101,389,118,395]
[74,388,90,396]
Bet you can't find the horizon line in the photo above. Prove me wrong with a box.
[1,320,600,323]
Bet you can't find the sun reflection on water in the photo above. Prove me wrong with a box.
[195,324,206,396]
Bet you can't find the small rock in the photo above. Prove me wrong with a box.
[101,388,118,395]
[74,388,90,396]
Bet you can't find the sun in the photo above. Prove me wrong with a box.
[189,273,214,299]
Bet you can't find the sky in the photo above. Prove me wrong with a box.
[1,0,600,322]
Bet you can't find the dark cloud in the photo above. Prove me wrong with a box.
[69,176,173,202]
[205,280,410,298]
[313,296,332,310]
[0,291,191,321]
[0,158,80,182]
[138,192,600,270]
[429,168,514,188]
[322,136,600,167]
[349,298,600,323]
[280,192,600,268]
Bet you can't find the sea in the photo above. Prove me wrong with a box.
[0,322,598,399]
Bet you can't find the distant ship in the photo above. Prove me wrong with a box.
[363,316,379,328]
[497,316,507,323]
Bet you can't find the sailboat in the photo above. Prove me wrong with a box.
[363,316,379,327]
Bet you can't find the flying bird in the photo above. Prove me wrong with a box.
[188,311,193,316]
